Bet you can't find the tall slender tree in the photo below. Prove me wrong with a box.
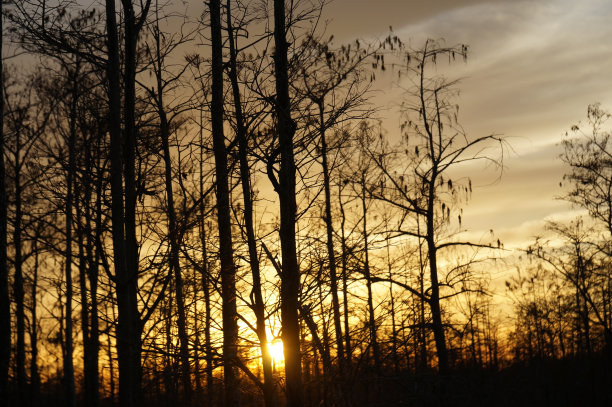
[273,0,303,405]
[225,1,276,405]
[367,39,504,373]
[208,0,240,405]
[145,10,193,401]
[0,0,10,398]
[62,58,79,407]
[104,1,152,405]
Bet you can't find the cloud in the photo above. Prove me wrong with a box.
[384,0,612,244]
[393,0,612,138]
[325,0,611,258]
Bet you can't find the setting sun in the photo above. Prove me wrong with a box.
[267,340,284,362]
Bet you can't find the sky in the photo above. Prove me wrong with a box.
[323,0,612,250]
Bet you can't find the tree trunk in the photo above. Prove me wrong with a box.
[13,130,27,407]
[386,233,399,373]
[154,26,192,401]
[63,64,78,407]
[77,150,99,407]
[200,110,215,407]
[416,217,428,371]
[225,2,275,405]
[361,172,380,372]
[209,1,240,405]
[0,0,10,396]
[163,294,176,402]
[318,102,345,372]
[77,185,93,406]
[104,1,143,405]
[202,231,214,407]
[30,238,40,405]
[426,177,449,373]
[120,2,143,401]
[85,139,102,407]
[108,303,117,403]
[338,181,351,366]
[199,113,214,407]
[193,267,202,396]
[273,1,304,405]
[418,46,449,374]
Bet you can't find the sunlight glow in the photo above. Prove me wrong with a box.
[267,340,284,362]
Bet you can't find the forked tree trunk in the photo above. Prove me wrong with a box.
[417,46,449,375]
[120,2,143,401]
[209,1,240,405]
[273,1,304,405]
[104,1,144,405]
[77,147,100,407]
[225,1,276,405]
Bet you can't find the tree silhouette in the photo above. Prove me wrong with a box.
[1,2,612,406]
[562,104,612,249]
[0,0,10,399]
[367,39,505,373]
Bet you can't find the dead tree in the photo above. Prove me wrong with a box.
[224,0,276,405]
[208,0,241,405]
[368,39,504,373]
[273,0,304,404]
[0,0,10,397]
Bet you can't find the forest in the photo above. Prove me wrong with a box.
[0,0,611,406]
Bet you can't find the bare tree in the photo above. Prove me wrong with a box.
[561,104,612,249]
[0,0,10,398]
[526,220,612,351]
[104,1,151,406]
[273,0,303,404]
[141,8,193,402]
[560,103,612,351]
[298,34,374,373]
[367,39,504,373]
[27,224,43,405]
[208,0,240,405]
[3,72,51,405]
[224,1,276,405]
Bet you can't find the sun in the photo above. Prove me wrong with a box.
[267,340,284,362]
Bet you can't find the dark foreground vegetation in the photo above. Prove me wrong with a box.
[4,352,612,406]
[1,0,612,406]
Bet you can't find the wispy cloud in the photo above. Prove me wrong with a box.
[385,0,612,243]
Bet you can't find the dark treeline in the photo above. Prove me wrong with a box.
[0,1,611,406]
